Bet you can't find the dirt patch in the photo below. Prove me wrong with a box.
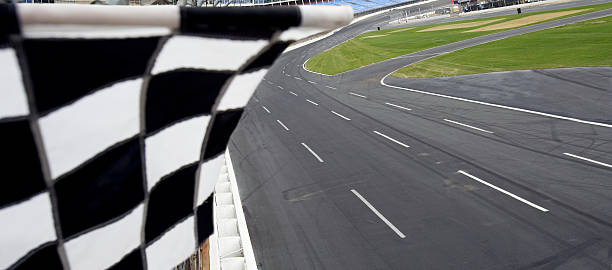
[388,27,414,33]
[465,9,588,32]
[418,18,504,32]
[361,34,388,39]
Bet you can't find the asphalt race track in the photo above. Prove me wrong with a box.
[228,1,612,269]
[386,67,612,125]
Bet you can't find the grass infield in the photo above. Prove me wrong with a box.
[392,15,612,78]
[304,2,612,75]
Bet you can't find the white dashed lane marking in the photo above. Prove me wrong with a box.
[373,131,410,148]
[351,189,406,239]
[331,111,351,121]
[443,119,493,134]
[301,143,324,162]
[276,120,290,131]
[349,92,366,98]
[306,99,319,106]
[262,106,270,114]
[385,102,411,111]
[563,153,612,168]
[457,170,549,212]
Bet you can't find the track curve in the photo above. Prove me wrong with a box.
[229,1,612,269]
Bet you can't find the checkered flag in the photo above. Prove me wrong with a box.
[0,4,351,269]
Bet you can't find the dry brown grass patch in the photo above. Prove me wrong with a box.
[360,34,388,39]
[417,18,504,32]
[465,9,588,32]
[388,27,414,33]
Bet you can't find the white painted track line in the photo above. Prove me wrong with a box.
[301,143,324,162]
[351,189,406,239]
[373,131,410,148]
[308,80,317,84]
[262,106,270,114]
[349,92,367,98]
[563,153,612,168]
[306,99,319,106]
[385,102,411,111]
[253,97,259,103]
[331,111,351,121]
[290,91,298,96]
[277,86,284,89]
[276,120,290,131]
[381,76,612,129]
[444,119,494,134]
[294,77,302,80]
[325,86,337,90]
[457,170,549,212]
[398,52,443,58]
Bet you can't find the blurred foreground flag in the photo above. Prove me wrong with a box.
[0,4,351,269]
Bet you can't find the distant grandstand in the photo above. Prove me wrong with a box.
[10,0,418,15]
[204,0,414,13]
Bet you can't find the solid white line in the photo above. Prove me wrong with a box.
[349,92,367,98]
[290,91,298,96]
[325,86,337,90]
[385,102,411,111]
[444,119,494,134]
[373,131,409,148]
[262,106,270,114]
[301,143,324,162]
[563,153,612,168]
[306,99,319,106]
[331,111,351,121]
[302,58,333,77]
[308,80,317,84]
[381,76,612,129]
[277,86,284,90]
[398,53,442,58]
[457,170,549,212]
[294,77,302,80]
[351,189,406,239]
[276,120,290,131]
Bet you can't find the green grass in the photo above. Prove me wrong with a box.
[392,15,612,78]
[305,2,612,75]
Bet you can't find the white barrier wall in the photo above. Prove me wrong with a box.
[209,149,258,270]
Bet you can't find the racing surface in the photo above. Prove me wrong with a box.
[229,0,612,269]
[386,67,612,125]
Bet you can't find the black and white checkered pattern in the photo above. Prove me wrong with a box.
[0,4,350,269]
